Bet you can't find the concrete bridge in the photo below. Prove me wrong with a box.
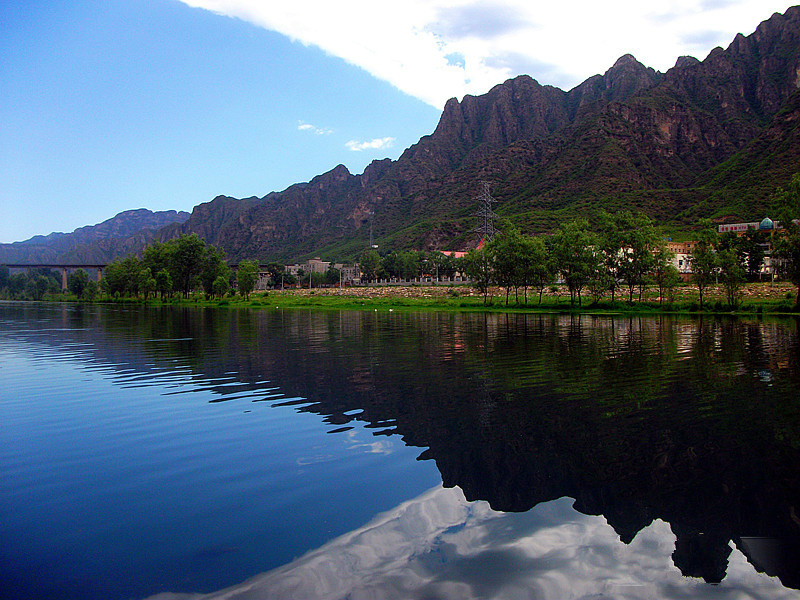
[3,263,107,291]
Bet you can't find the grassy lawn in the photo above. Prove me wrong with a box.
[114,281,800,314]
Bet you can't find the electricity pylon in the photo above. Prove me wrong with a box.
[472,181,499,244]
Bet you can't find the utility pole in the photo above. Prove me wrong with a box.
[368,210,376,248]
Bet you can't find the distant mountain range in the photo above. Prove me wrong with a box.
[4,6,800,265]
[0,209,189,264]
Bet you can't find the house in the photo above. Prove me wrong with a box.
[666,241,698,278]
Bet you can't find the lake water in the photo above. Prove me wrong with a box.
[1,302,799,600]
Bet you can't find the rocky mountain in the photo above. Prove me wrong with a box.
[8,7,800,264]
[151,5,798,262]
[0,209,190,264]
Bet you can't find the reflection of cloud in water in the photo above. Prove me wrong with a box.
[146,487,800,600]
[295,454,336,466]
[345,430,395,455]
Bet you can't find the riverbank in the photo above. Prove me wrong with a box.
[61,281,800,314]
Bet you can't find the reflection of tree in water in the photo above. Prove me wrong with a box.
[10,305,800,588]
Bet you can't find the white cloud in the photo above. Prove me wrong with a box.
[346,137,396,152]
[180,0,793,107]
[297,120,332,135]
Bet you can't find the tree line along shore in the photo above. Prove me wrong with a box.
[2,176,799,313]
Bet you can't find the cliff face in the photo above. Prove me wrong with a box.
[141,45,693,260]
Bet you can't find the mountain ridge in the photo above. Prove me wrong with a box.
[0,209,190,264]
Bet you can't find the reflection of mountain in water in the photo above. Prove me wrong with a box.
[8,305,800,589]
[262,310,800,589]
[145,486,799,600]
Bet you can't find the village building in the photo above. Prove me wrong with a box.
[286,257,330,276]
[336,263,360,284]
[666,241,699,277]
[717,217,779,276]
[282,258,360,285]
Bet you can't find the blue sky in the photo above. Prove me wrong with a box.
[1,0,793,243]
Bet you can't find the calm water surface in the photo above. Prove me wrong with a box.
[1,302,799,599]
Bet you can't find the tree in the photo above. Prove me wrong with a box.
[603,211,657,303]
[26,268,60,298]
[101,262,126,296]
[236,259,259,299]
[741,229,766,280]
[718,229,764,281]
[718,249,745,309]
[324,266,341,286]
[359,249,380,282]
[651,246,679,305]
[305,271,326,288]
[200,244,230,298]
[142,241,171,277]
[663,265,681,304]
[138,267,157,300]
[168,234,207,297]
[83,280,98,301]
[425,251,444,281]
[380,251,401,279]
[488,226,531,305]
[463,247,494,304]
[282,271,298,287]
[399,251,424,280]
[67,269,90,297]
[121,257,143,296]
[155,268,173,300]
[690,219,718,310]
[773,173,800,305]
[597,211,624,302]
[438,253,459,279]
[212,274,230,298]
[25,275,52,300]
[630,215,658,302]
[588,258,614,304]
[102,257,142,297]
[550,219,598,307]
[524,236,552,304]
[264,262,286,288]
[8,273,27,298]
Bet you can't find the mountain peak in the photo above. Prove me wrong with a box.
[604,53,655,78]
[580,53,662,104]
[674,55,700,69]
[611,53,639,68]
